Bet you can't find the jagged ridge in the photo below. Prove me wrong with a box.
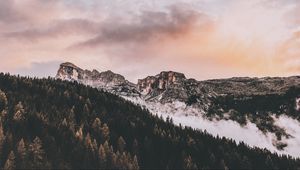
[56,62,300,153]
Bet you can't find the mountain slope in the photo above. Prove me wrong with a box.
[0,73,300,169]
[56,62,300,157]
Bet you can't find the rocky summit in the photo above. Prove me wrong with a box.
[56,62,139,96]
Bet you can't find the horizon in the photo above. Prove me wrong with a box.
[1,0,300,82]
[3,61,300,84]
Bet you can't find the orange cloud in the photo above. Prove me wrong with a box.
[0,0,300,81]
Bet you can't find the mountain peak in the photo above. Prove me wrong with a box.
[55,62,140,96]
[137,71,188,101]
[56,62,83,81]
[156,71,186,81]
[59,62,80,69]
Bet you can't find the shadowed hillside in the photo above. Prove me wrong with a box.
[0,73,299,169]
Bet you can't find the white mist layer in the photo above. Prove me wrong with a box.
[273,115,300,158]
[124,97,300,158]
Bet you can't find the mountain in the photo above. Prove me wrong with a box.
[0,73,300,169]
[56,62,300,157]
[56,62,140,97]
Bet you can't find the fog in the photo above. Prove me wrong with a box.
[125,97,300,158]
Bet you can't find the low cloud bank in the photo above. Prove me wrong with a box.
[125,97,300,158]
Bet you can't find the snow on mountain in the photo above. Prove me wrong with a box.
[56,62,300,157]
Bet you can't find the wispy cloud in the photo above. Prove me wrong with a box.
[0,0,300,81]
[4,19,100,41]
[71,4,211,48]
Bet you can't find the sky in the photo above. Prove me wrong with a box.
[1,0,300,82]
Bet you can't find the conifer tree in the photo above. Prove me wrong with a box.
[83,104,90,115]
[68,106,76,133]
[118,136,126,153]
[132,139,139,157]
[92,139,98,153]
[61,118,68,127]
[0,90,7,114]
[17,138,27,168]
[83,133,95,169]
[13,102,25,122]
[75,126,84,141]
[101,123,110,141]
[92,118,101,133]
[29,137,45,169]
[183,155,197,170]
[219,159,229,170]
[132,155,139,170]
[111,152,117,169]
[0,122,5,159]
[98,144,107,168]
[265,155,275,169]
[84,133,92,149]
[103,141,111,156]
[4,151,16,170]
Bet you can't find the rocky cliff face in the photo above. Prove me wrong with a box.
[56,62,84,81]
[56,62,140,96]
[56,62,127,86]
[56,62,300,151]
[137,71,188,102]
[56,62,300,111]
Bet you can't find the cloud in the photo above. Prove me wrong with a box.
[0,0,62,24]
[0,1,24,23]
[4,19,101,41]
[71,4,212,48]
[13,60,64,78]
[0,0,300,82]
[133,99,300,158]
[277,31,300,72]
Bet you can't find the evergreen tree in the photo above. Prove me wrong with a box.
[92,139,98,153]
[101,124,110,141]
[265,155,275,169]
[75,126,84,141]
[4,151,16,170]
[132,139,139,157]
[103,141,110,155]
[0,122,5,159]
[61,118,68,127]
[28,137,46,169]
[111,152,117,169]
[68,106,76,133]
[183,155,196,170]
[219,159,229,170]
[98,144,107,169]
[132,155,139,170]
[0,90,5,102]
[84,133,92,149]
[117,136,126,153]
[0,90,7,113]
[92,118,101,133]
[17,138,27,168]
[83,133,95,169]
[83,104,90,115]
[13,102,25,122]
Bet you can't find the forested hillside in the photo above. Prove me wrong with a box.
[0,73,299,169]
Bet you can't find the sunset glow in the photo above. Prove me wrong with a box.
[1,0,300,81]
